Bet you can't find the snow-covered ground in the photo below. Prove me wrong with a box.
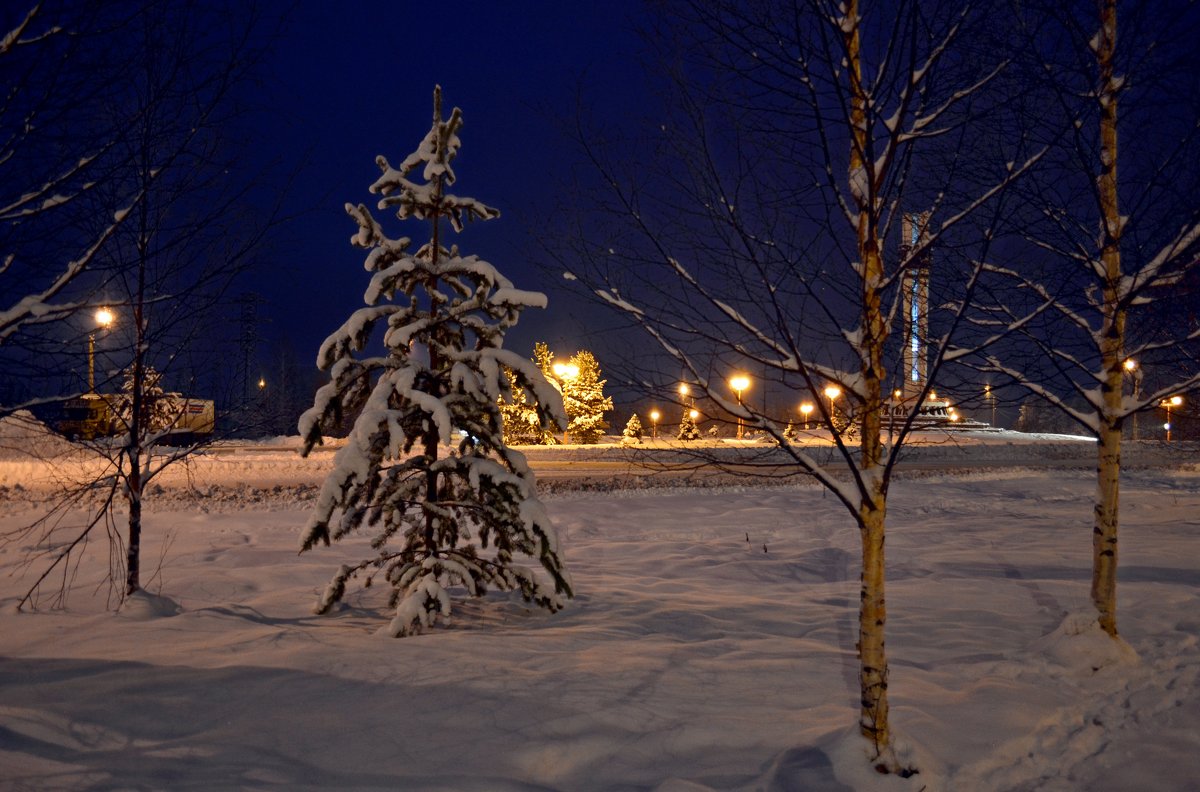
[1,420,1198,790]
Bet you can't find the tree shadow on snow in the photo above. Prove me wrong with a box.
[759,746,855,792]
[0,655,562,791]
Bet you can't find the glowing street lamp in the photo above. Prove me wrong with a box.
[551,361,579,443]
[729,375,751,439]
[649,409,661,440]
[823,385,841,431]
[1123,359,1142,440]
[679,382,694,423]
[984,383,997,427]
[1162,395,1183,443]
[88,307,115,392]
[552,362,579,382]
[799,402,814,430]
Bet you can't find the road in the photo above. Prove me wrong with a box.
[201,439,1200,489]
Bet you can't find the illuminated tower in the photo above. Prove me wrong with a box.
[899,212,931,401]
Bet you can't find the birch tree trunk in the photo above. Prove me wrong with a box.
[125,466,143,595]
[6,2,278,610]
[858,485,889,753]
[1092,0,1123,637]
[845,0,893,755]
[124,224,150,597]
[560,0,1035,774]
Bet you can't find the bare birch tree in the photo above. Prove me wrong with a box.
[963,0,1200,638]
[4,1,279,607]
[0,3,147,409]
[556,0,1041,771]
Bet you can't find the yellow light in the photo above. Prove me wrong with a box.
[893,389,902,399]
[679,383,689,397]
[1171,396,1183,407]
[930,390,938,400]
[650,409,660,422]
[258,377,266,390]
[689,409,699,420]
[1123,358,1137,372]
[799,403,814,415]
[823,385,841,400]
[729,375,750,393]
[95,307,115,328]
[552,362,579,380]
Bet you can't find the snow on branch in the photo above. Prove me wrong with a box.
[901,61,1007,142]
[1127,219,1200,294]
[0,196,140,342]
[368,87,500,233]
[0,4,60,56]
[983,356,1100,434]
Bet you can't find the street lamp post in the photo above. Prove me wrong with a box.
[824,385,841,433]
[551,361,579,444]
[649,409,660,440]
[88,307,115,392]
[984,383,997,427]
[679,382,693,424]
[888,389,902,432]
[1123,359,1141,440]
[729,375,750,439]
[799,402,814,430]
[1162,395,1183,443]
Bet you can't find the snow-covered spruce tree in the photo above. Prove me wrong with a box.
[533,341,555,376]
[621,413,643,444]
[298,87,572,636]
[498,367,543,445]
[562,350,612,444]
[531,341,562,444]
[114,366,174,436]
[677,411,700,442]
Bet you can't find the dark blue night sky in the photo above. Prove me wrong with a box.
[254,1,650,369]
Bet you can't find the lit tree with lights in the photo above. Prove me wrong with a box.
[298,86,572,636]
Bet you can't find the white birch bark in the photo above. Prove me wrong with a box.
[1092,0,1123,637]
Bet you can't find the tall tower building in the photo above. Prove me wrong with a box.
[899,212,931,401]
